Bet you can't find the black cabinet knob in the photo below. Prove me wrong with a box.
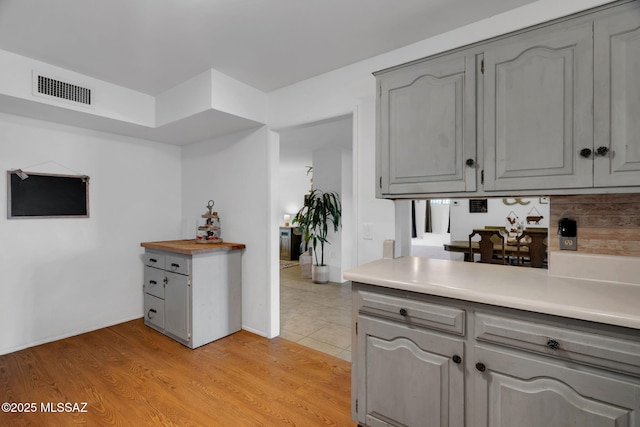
[399,308,408,316]
[149,280,157,285]
[579,148,592,158]
[147,309,157,319]
[475,362,486,372]
[595,146,609,157]
[452,355,462,364]
[546,339,560,350]
[465,158,475,167]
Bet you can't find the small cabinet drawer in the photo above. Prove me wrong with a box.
[357,290,465,336]
[144,293,165,330]
[166,255,190,276]
[144,253,165,269]
[144,266,165,299]
[475,313,640,376]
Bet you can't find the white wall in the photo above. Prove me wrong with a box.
[0,113,181,355]
[449,198,550,242]
[311,147,353,282]
[278,163,311,226]
[181,127,274,337]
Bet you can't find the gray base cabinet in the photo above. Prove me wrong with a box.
[356,314,465,426]
[353,283,640,427]
[143,249,241,348]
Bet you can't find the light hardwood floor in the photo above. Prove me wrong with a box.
[0,319,355,426]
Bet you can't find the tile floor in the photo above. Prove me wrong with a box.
[280,264,352,362]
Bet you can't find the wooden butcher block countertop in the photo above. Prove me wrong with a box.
[141,239,246,255]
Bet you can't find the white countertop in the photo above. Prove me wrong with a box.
[344,256,640,330]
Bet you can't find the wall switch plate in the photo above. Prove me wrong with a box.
[559,236,577,250]
[363,223,373,240]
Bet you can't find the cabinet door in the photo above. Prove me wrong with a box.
[594,8,640,187]
[165,272,190,343]
[377,51,476,195]
[474,346,640,427]
[356,316,464,427]
[483,22,593,191]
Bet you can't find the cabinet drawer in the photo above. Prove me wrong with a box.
[144,266,165,299]
[166,255,190,276]
[144,293,165,330]
[357,290,465,336]
[144,253,165,269]
[475,313,640,376]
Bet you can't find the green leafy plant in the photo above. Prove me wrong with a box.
[292,188,342,266]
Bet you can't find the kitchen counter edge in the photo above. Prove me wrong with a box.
[344,257,640,330]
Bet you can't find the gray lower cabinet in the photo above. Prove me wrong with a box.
[353,283,640,426]
[143,249,241,348]
[376,50,476,196]
[474,347,640,426]
[354,287,465,427]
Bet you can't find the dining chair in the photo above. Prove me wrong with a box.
[469,228,507,265]
[515,229,548,268]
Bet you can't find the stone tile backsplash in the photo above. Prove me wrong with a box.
[549,194,640,257]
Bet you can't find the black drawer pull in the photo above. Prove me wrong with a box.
[476,362,486,372]
[452,355,462,364]
[149,280,157,285]
[546,339,560,350]
[149,258,157,263]
[147,309,157,319]
[171,263,180,268]
[399,308,408,316]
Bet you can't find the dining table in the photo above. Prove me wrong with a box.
[443,227,548,267]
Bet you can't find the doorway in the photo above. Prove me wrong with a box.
[275,114,354,360]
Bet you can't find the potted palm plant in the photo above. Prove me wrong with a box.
[292,188,342,284]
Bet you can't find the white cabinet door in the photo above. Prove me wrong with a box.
[594,7,640,187]
[474,346,640,427]
[165,271,190,342]
[377,51,476,196]
[356,316,464,427]
[483,21,593,191]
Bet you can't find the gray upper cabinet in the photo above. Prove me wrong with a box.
[376,51,476,196]
[482,22,594,191]
[594,7,640,187]
[375,0,640,198]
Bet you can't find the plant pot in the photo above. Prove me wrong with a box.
[312,264,330,284]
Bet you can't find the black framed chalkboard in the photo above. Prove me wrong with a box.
[7,171,90,218]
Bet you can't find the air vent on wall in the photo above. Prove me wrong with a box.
[32,73,92,106]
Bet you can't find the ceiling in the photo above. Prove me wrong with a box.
[280,115,353,166]
[0,0,539,95]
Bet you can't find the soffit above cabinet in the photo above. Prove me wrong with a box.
[0,94,263,145]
